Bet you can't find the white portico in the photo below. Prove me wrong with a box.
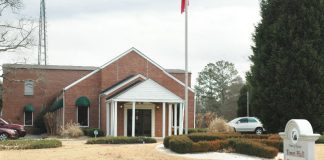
[103,78,185,137]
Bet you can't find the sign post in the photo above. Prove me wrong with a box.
[279,119,320,160]
[94,129,98,139]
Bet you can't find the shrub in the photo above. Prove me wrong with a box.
[208,117,234,133]
[208,140,229,151]
[82,128,104,137]
[316,135,324,144]
[229,139,278,158]
[0,139,62,150]
[59,122,84,138]
[86,136,156,144]
[188,133,223,142]
[188,128,208,134]
[163,136,171,148]
[169,136,193,153]
[255,139,283,152]
[267,134,282,140]
[191,141,209,153]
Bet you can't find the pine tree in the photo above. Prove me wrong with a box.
[249,0,324,133]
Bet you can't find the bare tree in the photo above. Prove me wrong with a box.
[0,0,35,52]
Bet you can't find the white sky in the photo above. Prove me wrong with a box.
[0,0,261,85]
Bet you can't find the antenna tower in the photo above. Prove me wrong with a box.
[38,0,48,65]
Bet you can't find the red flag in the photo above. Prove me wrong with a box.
[181,0,187,14]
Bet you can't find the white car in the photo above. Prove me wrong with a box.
[228,117,266,135]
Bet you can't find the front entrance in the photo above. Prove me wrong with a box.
[127,109,152,137]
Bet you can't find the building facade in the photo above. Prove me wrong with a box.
[1,48,195,137]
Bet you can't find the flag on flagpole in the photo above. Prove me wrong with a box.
[181,0,187,14]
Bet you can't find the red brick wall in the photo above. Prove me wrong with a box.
[64,71,100,128]
[2,67,92,124]
[169,73,192,87]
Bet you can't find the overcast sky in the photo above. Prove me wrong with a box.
[0,0,261,84]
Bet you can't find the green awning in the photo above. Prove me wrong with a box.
[75,96,90,107]
[24,104,35,112]
[50,99,63,112]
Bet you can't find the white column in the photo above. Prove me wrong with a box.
[162,102,166,138]
[179,103,184,135]
[132,101,135,137]
[174,104,178,135]
[110,101,114,136]
[114,101,118,136]
[168,103,172,136]
[106,102,109,136]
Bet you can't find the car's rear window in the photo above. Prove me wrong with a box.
[248,118,257,123]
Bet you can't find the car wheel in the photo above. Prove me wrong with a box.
[0,133,8,141]
[255,128,263,135]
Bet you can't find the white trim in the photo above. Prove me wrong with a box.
[124,103,155,137]
[76,107,90,127]
[63,47,195,92]
[23,112,33,126]
[103,74,147,95]
[110,99,183,103]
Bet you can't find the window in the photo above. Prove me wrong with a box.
[77,107,89,127]
[24,112,33,126]
[238,118,248,123]
[248,118,257,123]
[24,80,34,96]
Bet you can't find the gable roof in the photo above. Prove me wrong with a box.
[108,79,183,103]
[101,74,146,95]
[64,47,194,92]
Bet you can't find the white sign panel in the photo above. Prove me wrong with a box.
[279,119,320,160]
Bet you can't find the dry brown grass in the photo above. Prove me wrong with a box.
[208,117,234,133]
[59,122,84,138]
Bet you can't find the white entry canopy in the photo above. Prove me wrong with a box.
[109,79,183,103]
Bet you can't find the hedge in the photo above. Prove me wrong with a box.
[0,139,62,150]
[82,128,105,137]
[86,136,157,144]
[188,128,208,134]
[169,136,193,153]
[164,133,282,158]
[316,135,324,144]
[229,139,278,158]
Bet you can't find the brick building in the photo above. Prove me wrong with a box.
[1,48,195,137]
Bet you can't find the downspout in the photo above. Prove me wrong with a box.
[62,89,65,128]
[194,93,196,129]
[98,94,102,129]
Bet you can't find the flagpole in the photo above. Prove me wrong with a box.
[184,0,189,135]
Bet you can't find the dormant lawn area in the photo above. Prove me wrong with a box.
[0,139,188,160]
[0,140,323,160]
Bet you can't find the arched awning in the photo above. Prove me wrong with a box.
[75,96,90,107]
[23,104,35,112]
[50,99,63,112]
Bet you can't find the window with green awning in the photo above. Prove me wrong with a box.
[75,96,90,107]
[23,104,35,112]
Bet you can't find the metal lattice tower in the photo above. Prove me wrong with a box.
[38,0,48,65]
